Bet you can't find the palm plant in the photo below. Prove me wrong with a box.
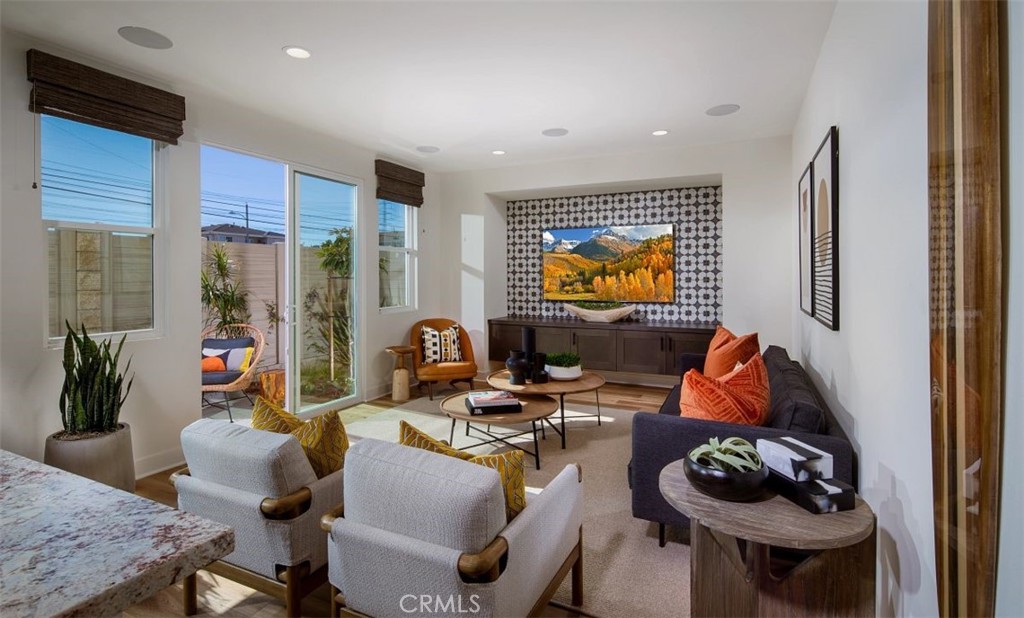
[201,243,250,332]
[59,322,134,435]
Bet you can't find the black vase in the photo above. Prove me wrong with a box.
[521,327,536,381]
[682,456,768,502]
[532,353,549,384]
[506,350,529,385]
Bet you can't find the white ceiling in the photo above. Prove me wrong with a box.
[1,1,836,173]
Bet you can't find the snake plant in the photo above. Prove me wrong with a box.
[58,322,134,435]
[688,437,763,473]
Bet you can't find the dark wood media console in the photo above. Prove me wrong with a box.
[488,316,717,377]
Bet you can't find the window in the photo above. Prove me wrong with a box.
[42,115,158,338]
[378,199,416,309]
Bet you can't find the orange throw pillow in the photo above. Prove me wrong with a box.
[201,356,226,372]
[679,353,770,426]
[703,325,760,379]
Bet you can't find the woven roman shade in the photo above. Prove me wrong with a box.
[375,159,425,207]
[26,49,186,144]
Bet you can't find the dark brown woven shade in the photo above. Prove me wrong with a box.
[376,159,425,207]
[27,49,186,144]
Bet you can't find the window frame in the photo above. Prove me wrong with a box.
[40,116,166,346]
[377,199,418,314]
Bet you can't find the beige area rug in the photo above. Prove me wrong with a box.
[341,395,692,618]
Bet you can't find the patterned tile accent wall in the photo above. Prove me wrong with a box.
[506,186,723,322]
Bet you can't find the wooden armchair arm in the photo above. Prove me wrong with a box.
[458,536,509,582]
[320,503,345,532]
[170,467,313,520]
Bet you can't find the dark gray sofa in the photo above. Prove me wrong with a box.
[628,345,857,546]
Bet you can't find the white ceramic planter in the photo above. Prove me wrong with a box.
[44,423,135,492]
[563,303,636,323]
[545,364,583,381]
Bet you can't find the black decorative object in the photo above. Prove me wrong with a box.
[505,350,529,385]
[532,353,549,384]
[521,327,536,381]
[682,455,768,502]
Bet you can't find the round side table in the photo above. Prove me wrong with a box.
[385,345,416,402]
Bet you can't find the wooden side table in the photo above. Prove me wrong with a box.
[659,459,877,617]
[385,345,416,402]
[486,369,605,449]
[440,392,559,470]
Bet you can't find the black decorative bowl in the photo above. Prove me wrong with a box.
[683,455,769,502]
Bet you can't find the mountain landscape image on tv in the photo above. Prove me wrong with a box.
[542,224,675,302]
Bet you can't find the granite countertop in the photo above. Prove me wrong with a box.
[0,450,234,617]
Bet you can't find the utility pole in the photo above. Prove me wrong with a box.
[244,202,250,243]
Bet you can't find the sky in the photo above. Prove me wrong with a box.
[39,116,380,249]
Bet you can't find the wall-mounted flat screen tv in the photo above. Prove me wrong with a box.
[542,224,675,302]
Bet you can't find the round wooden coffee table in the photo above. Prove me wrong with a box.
[486,370,606,449]
[440,392,559,470]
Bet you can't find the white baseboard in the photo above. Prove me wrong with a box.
[135,446,185,479]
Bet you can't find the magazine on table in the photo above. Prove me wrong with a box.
[467,390,519,407]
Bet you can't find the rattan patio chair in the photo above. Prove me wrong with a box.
[201,323,265,422]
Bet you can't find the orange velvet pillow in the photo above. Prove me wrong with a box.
[201,356,226,372]
[679,353,770,426]
[703,325,760,379]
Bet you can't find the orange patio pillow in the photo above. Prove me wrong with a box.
[201,356,226,372]
[679,352,770,426]
[703,325,760,379]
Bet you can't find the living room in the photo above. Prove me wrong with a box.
[0,1,1021,617]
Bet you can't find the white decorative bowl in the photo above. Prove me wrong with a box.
[563,303,636,323]
[545,364,583,381]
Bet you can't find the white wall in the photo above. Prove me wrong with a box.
[791,1,935,615]
[0,30,442,476]
[439,136,793,362]
[996,1,1023,614]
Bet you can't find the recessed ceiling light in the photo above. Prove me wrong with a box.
[706,104,741,117]
[652,130,669,136]
[283,46,311,59]
[416,145,440,154]
[118,26,173,50]
[542,128,569,137]
[492,150,506,155]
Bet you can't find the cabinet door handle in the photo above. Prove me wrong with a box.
[669,338,674,352]
[660,337,665,352]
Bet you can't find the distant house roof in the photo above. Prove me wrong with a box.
[201,224,285,239]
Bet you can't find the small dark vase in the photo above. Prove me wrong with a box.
[682,456,768,502]
[532,353,549,384]
[506,350,529,385]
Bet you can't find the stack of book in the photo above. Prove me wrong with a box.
[756,436,854,514]
[465,391,522,416]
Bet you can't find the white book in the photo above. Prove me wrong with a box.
[756,436,834,482]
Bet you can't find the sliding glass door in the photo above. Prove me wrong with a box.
[289,169,358,414]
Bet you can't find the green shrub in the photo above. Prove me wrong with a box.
[571,301,625,310]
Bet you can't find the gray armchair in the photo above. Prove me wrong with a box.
[321,439,583,618]
[173,419,342,617]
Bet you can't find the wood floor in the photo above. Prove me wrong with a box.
[129,381,671,617]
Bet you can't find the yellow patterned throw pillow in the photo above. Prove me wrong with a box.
[252,397,349,479]
[398,421,526,520]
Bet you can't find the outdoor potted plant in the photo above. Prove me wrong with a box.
[545,352,583,381]
[44,322,136,492]
[683,436,768,502]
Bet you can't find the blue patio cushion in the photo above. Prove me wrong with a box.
[202,370,244,386]
[201,336,255,350]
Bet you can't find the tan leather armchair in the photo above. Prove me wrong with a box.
[410,318,477,399]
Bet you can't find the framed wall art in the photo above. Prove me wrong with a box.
[811,126,839,330]
[798,164,814,316]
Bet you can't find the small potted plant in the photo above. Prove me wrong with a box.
[44,322,136,492]
[683,436,768,502]
[545,352,583,381]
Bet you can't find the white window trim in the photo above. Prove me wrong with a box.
[41,139,166,347]
[378,201,418,314]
